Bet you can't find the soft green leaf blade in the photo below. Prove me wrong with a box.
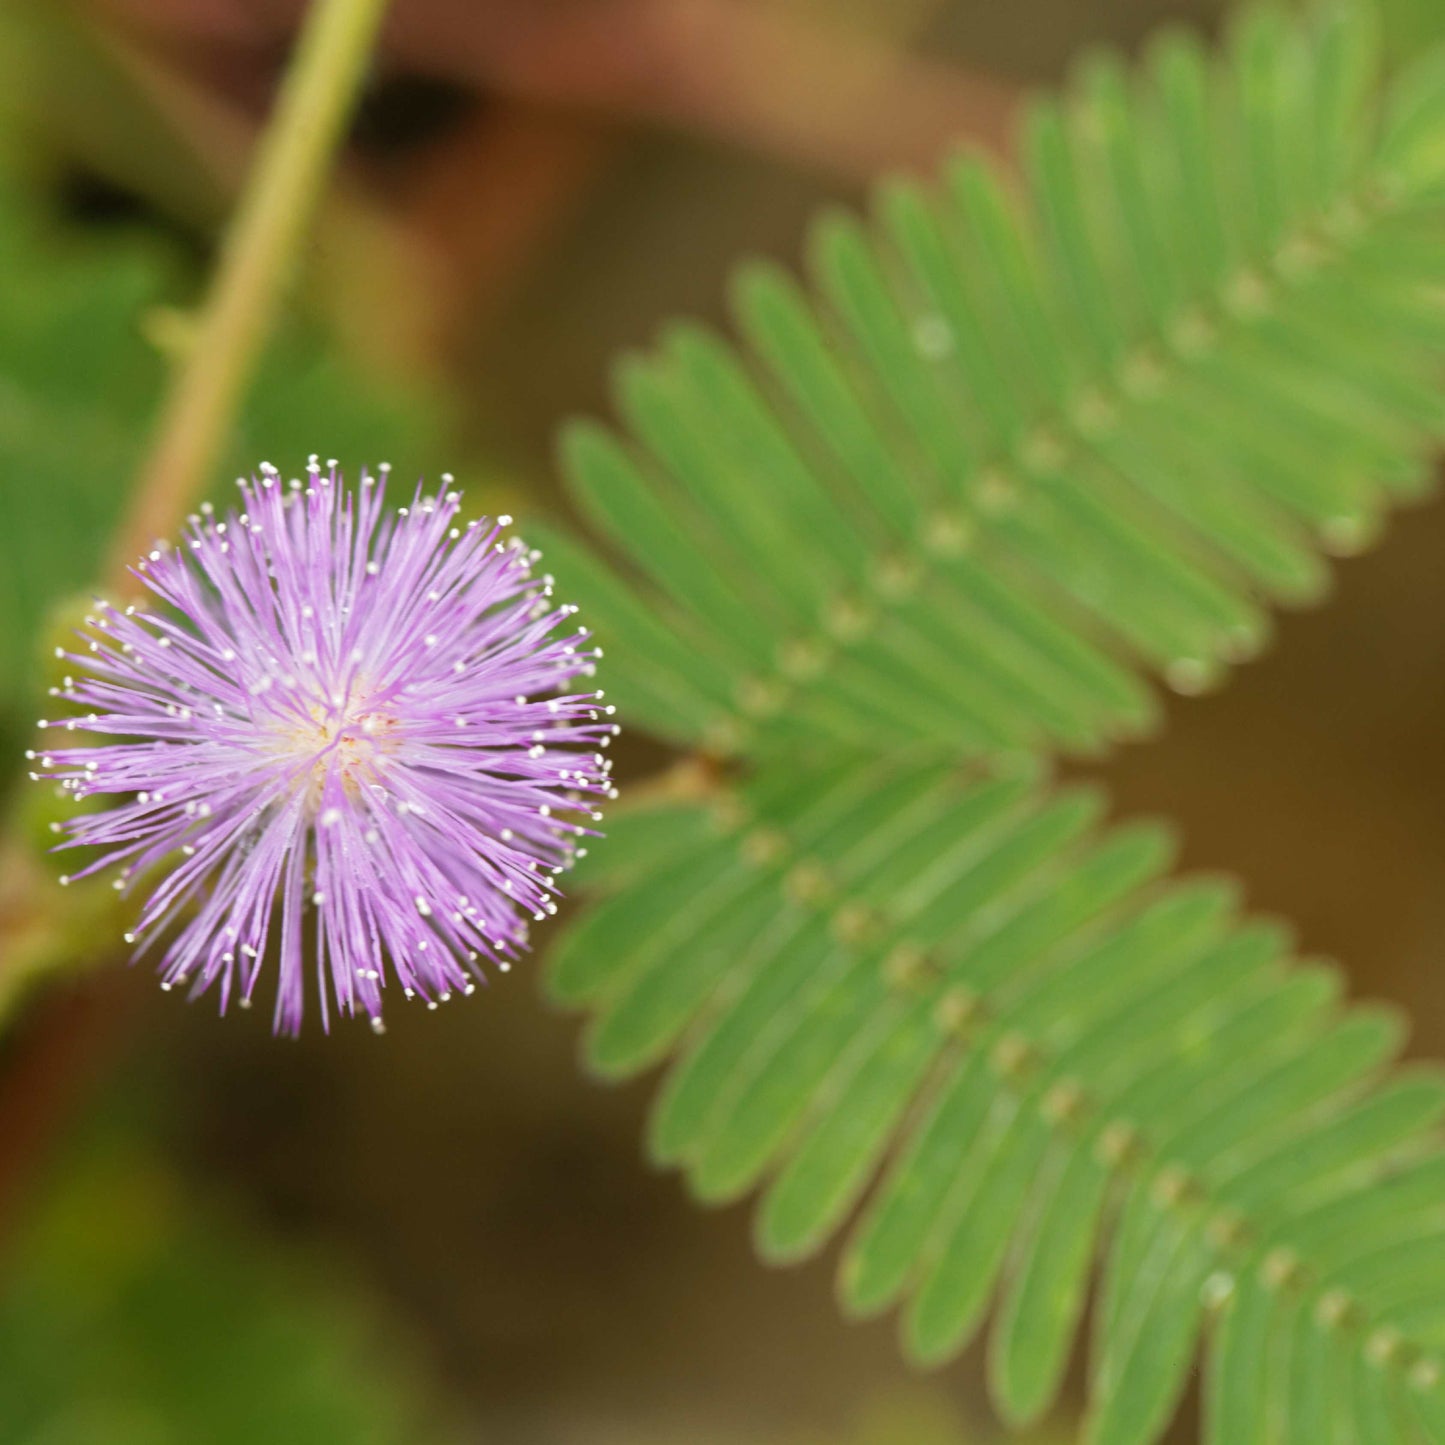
[560,420,772,669]
[565,799,714,892]
[1086,1222,1212,1445]
[1204,1273,1275,1445]
[904,1101,1053,1365]
[989,1143,1110,1426]
[526,521,732,744]
[546,831,747,1007]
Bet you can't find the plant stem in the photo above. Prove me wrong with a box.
[106,0,391,585]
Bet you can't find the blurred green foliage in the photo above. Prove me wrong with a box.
[1381,0,1445,60]
[0,1137,456,1445]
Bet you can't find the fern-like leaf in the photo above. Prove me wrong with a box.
[554,763,1445,1445]
[536,2,1445,763]
[539,4,1445,1443]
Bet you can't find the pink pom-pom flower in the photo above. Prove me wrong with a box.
[33,460,615,1034]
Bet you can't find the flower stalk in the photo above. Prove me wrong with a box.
[107,0,391,585]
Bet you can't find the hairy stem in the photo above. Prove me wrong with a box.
[106,0,391,584]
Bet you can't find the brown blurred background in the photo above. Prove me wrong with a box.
[2,1,1444,1441]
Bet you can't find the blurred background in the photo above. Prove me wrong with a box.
[1,1,1444,1441]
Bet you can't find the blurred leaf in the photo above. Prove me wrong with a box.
[0,176,167,748]
[1379,0,1445,62]
[0,1138,457,1445]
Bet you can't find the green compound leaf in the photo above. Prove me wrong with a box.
[543,6,1445,1444]
[553,763,1445,1445]
[547,0,1445,762]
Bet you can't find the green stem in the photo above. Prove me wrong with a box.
[106,0,391,584]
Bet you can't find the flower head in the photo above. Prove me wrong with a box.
[34,460,615,1034]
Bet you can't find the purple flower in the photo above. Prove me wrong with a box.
[31,460,615,1035]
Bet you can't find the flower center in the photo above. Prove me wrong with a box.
[275,695,401,807]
